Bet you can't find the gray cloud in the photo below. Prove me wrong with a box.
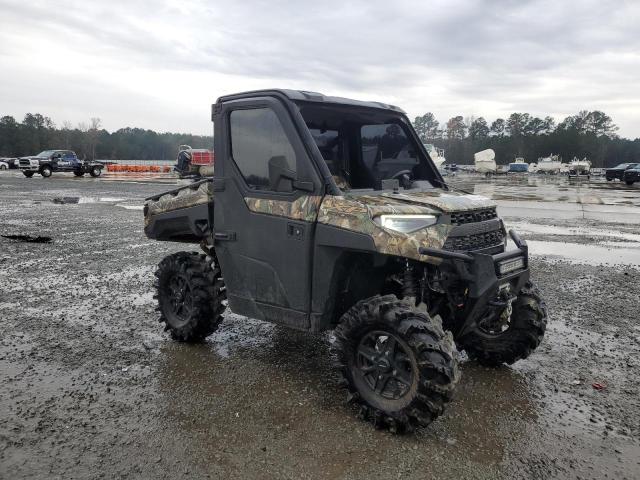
[0,0,638,137]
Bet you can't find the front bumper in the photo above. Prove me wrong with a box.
[419,229,530,338]
[623,173,639,182]
[19,162,39,171]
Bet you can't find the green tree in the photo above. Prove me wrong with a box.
[506,113,531,137]
[446,116,466,139]
[0,115,19,156]
[490,118,506,137]
[468,117,489,140]
[585,111,618,137]
[413,113,439,142]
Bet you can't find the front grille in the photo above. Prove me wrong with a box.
[450,208,497,225]
[19,159,30,166]
[444,216,505,253]
[444,229,505,253]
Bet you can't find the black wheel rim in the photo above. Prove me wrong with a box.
[166,274,193,327]
[477,307,512,336]
[356,331,415,400]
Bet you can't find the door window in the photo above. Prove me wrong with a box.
[230,108,296,190]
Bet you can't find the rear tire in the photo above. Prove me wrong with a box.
[40,165,52,177]
[90,166,101,177]
[333,295,459,433]
[23,171,34,178]
[457,281,547,366]
[0,165,6,170]
[155,252,226,342]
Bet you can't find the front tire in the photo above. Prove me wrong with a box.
[155,252,226,342]
[333,295,459,433]
[457,281,547,366]
[626,180,634,186]
[74,171,84,177]
[23,171,34,178]
[40,165,52,177]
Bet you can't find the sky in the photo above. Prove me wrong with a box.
[0,0,638,138]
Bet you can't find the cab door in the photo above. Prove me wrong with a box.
[212,97,324,329]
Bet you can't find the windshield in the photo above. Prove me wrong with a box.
[36,150,57,157]
[297,102,439,191]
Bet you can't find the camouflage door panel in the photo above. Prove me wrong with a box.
[244,196,323,222]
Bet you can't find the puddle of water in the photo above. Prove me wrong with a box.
[508,222,640,243]
[527,240,640,266]
[116,204,144,210]
[1,234,52,243]
[52,196,126,204]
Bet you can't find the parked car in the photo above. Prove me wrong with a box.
[0,160,8,170]
[18,150,103,178]
[605,163,639,181]
[622,166,640,185]
[0,157,18,168]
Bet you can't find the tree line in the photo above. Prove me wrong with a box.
[1,110,638,167]
[413,110,640,167]
[0,114,213,160]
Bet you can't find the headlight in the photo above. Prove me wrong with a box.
[374,214,438,233]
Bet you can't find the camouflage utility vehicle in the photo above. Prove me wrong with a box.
[144,89,547,432]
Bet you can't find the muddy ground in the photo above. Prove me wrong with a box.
[1,172,639,479]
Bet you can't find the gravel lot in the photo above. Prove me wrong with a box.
[1,171,639,479]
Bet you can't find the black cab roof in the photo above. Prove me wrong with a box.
[215,89,405,114]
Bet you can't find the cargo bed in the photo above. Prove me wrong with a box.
[144,179,213,243]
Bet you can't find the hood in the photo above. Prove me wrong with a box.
[345,189,496,215]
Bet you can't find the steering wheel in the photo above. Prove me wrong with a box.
[391,169,413,188]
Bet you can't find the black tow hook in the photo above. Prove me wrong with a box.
[487,299,509,308]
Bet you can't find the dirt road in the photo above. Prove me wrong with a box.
[1,172,639,479]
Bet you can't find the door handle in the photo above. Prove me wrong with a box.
[214,231,236,241]
[287,223,304,240]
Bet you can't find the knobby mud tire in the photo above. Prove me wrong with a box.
[332,294,460,433]
[458,281,547,366]
[155,252,226,342]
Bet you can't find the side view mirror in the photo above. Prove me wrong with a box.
[268,156,295,192]
[268,156,313,192]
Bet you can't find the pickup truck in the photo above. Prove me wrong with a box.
[18,150,104,178]
[605,163,639,181]
[623,166,640,185]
